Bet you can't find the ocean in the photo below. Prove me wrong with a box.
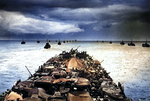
[0,40,150,101]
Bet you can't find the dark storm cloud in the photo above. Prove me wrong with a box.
[139,11,150,23]
[0,0,150,40]
[0,0,148,22]
[0,0,108,10]
[1,0,150,10]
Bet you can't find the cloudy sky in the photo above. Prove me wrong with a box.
[0,0,150,41]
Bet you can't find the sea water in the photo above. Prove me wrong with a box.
[0,40,150,101]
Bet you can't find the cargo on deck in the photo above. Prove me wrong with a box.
[0,48,132,101]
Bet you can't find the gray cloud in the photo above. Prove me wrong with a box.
[0,10,84,35]
[0,0,150,40]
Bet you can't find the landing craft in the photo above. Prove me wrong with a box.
[120,40,125,45]
[142,40,150,47]
[58,40,61,45]
[44,40,51,49]
[37,40,40,43]
[0,47,132,101]
[21,40,26,44]
[128,40,135,46]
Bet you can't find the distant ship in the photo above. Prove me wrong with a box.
[58,40,61,45]
[128,40,135,46]
[21,40,26,44]
[142,40,150,47]
[120,40,125,45]
[44,40,51,49]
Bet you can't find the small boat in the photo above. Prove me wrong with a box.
[128,40,135,46]
[120,40,125,45]
[37,40,40,43]
[58,40,61,45]
[44,40,51,49]
[142,40,150,47]
[21,40,26,44]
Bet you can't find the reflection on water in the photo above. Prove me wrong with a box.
[0,40,150,100]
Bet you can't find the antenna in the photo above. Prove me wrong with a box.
[25,66,33,77]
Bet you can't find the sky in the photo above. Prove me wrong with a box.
[0,0,150,41]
